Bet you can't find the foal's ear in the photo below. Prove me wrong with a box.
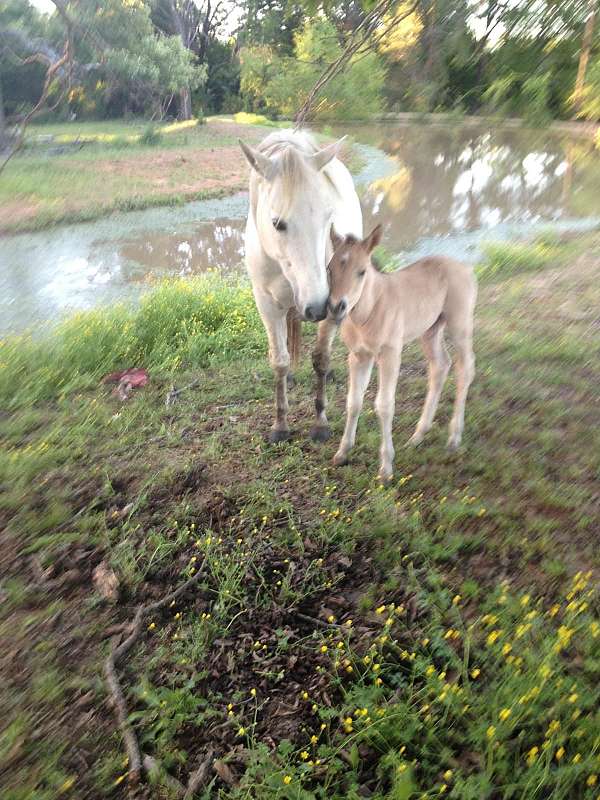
[362,224,383,254]
[312,137,347,171]
[239,139,274,180]
[330,225,344,250]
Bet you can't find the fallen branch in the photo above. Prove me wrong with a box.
[184,749,215,799]
[104,567,205,790]
[165,379,202,408]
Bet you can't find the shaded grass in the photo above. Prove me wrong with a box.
[1,233,599,798]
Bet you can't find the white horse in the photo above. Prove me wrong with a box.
[239,130,362,442]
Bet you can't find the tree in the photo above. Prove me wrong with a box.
[571,0,597,117]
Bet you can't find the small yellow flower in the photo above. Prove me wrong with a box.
[59,777,76,793]
[300,751,309,760]
[147,622,156,630]
[443,769,453,781]
[555,747,565,761]
[302,691,309,700]
[310,735,318,744]
[470,668,481,679]
[250,688,257,697]
[572,753,582,763]
[227,703,233,711]
[373,663,381,672]
[568,693,578,703]
[486,725,496,739]
[499,708,511,721]
[439,784,447,794]
[237,727,246,736]
[376,605,386,615]
[502,644,512,656]
[452,595,461,606]
[526,746,539,766]
[345,619,353,627]
[586,774,597,787]
[486,630,501,646]
[283,775,292,785]
[320,645,328,653]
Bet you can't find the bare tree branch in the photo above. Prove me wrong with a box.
[294,0,419,128]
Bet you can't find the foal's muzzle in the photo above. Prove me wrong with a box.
[327,297,347,323]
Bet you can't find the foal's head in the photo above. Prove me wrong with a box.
[327,225,382,323]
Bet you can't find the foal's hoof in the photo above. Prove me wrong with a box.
[377,470,394,485]
[406,432,425,447]
[332,451,349,467]
[310,425,331,443]
[446,435,461,451]
[268,429,292,444]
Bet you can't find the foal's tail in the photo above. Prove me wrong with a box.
[287,309,302,367]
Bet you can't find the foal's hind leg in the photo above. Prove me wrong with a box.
[407,318,451,446]
[447,325,475,450]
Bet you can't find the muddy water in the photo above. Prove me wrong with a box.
[2,123,600,335]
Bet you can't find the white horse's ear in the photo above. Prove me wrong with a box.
[363,224,383,253]
[239,139,274,179]
[312,137,346,171]
[330,225,344,250]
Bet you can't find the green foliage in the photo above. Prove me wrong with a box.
[139,123,162,145]
[241,18,386,120]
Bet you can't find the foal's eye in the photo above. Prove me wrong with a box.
[273,217,287,232]
[358,270,366,278]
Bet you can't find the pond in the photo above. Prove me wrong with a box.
[2,122,600,336]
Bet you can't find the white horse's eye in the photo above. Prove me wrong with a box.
[273,217,287,232]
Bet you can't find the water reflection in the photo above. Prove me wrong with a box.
[1,124,600,334]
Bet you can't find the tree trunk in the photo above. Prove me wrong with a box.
[178,86,192,120]
[572,0,597,117]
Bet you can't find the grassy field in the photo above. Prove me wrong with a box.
[1,233,599,799]
[0,115,361,235]
[0,117,264,234]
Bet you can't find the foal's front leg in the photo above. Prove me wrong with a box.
[311,318,338,442]
[333,351,374,466]
[375,347,402,482]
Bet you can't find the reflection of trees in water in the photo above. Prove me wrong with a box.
[121,221,246,275]
[361,127,600,247]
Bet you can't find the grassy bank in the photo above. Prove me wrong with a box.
[0,116,362,235]
[1,233,599,799]
[0,118,265,235]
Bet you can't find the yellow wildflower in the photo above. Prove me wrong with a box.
[376,605,386,615]
[486,630,501,646]
[499,708,511,721]
[443,770,453,781]
[300,751,309,760]
[471,668,481,679]
[587,774,597,787]
[283,775,292,785]
[526,746,539,766]
[572,753,582,763]
[487,726,496,739]
[555,747,565,761]
[238,727,246,736]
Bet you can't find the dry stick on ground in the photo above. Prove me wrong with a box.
[104,567,206,791]
[294,0,419,129]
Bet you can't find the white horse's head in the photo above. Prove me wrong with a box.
[240,136,345,322]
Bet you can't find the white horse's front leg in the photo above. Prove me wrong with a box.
[254,290,292,442]
[333,351,374,466]
[375,347,402,482]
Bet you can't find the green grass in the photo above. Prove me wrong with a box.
[0,117,271,234]
[1,233,599,799]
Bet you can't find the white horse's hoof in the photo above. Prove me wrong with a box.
[377,469,393,484]
[406,432,425,447]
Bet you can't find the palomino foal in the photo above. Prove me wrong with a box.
[327,226,477,481]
